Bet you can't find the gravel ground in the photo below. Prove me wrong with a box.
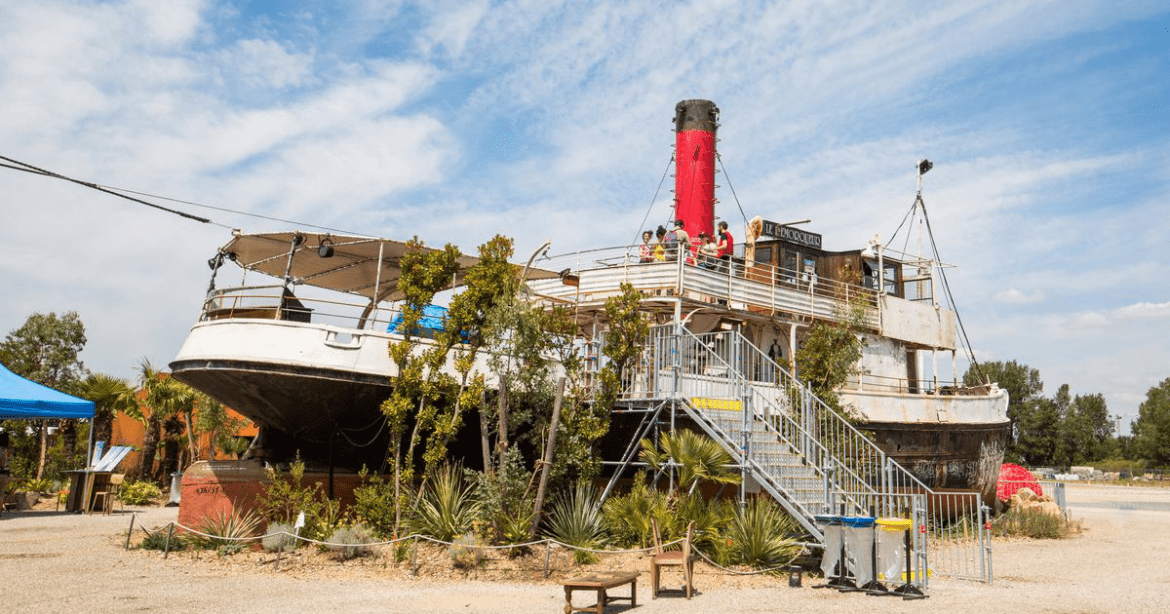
[3,483,1168,613]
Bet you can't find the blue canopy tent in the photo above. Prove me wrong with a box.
[1,362,97,513]
[0,362,95,421]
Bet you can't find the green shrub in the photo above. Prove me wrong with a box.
[725,498,800,568]
[544,484,607,565]
[119,480,163,506]
[22,477,54,494]
[410,464,481,542]
[991,506,1073,539]
[351,468,396,539]
[187,507,263,552]
[262,521,300,552]
[326,524,376,560]
[450,533,485,569]
[467,448,534,546]
[257,455,337,541]
[674,492,735,554]
[602,476,669,548]
[139,527,186,551]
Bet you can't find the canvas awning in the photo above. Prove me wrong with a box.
[0,362,94,420]
[217,231,558,303]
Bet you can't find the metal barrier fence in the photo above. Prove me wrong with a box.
[607,323,992,583]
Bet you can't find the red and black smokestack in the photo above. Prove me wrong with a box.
[673,99,719,239]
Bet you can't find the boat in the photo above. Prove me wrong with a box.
[168,233,540,470]
[169,99,1008,503]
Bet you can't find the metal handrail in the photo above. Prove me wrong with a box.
[527,244,881,327]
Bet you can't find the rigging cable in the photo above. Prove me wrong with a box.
[919,201,983,380]
[0,155,225,227]
[715,153,749,229]
[630,154,676,246]
[0,154,370,237]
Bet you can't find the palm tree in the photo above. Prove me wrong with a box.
[79,374,138,453]
[639,429,741,496]
[135,360,196,482]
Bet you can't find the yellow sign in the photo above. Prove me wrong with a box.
[690,398,742,412]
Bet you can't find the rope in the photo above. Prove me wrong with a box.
[690,544,802,575]
[159,517,686,553]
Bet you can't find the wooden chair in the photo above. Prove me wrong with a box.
[650,519,696,599]
[90,473,124,515]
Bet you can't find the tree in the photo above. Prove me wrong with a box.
[79,373,138,452]
[1133,378,1170,466]
[1055,392,1111,466]
[193,392,249,460]
[380,237,463,535]
[639,429,741,495]
[794,289,868,416]
[134,360,196,482]
[963,360,1044,464]
[0,311,88,479]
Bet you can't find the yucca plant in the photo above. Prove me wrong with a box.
[545,484,607,564]
[726,498,801,568]
[410,463,481,542]
[188,507,263,552]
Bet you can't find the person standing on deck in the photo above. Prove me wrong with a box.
[654,226,667,261]
[639,230,655,263]
[716,220,734,274]
[671,219,693,263]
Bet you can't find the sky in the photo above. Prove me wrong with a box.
[1,0,1167,433]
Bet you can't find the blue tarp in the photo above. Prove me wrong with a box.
[0,362,94,420]
[387,304,449,336]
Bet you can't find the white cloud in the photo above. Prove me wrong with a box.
[215,39,315,90]
[994,289,1046,305]
[1114,301,1170,321]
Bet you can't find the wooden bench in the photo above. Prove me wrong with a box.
[562,571,639,614]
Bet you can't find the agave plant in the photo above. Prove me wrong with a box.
[726,498,800,568]
[188,506,263,552]
[410,464,481,542]
[545,484,607,564]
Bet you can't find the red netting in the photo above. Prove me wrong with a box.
[997,463,1043,501]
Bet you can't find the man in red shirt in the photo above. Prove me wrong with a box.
[716,220,734,274]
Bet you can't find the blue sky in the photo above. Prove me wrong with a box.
[1,0,1167,431]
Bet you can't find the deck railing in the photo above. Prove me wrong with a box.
[527,244,880,329]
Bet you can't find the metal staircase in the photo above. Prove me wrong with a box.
[607,325,908,536]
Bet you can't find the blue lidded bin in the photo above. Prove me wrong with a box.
[841,516,876,586]
[816,515,845,581]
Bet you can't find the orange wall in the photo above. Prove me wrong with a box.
[109,406,256,477]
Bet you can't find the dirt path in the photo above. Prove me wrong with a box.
[2,484,1167,613]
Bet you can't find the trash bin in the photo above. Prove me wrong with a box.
[815,515,845,584]
[167,471,183,507]
[874,518,912,584]
[841,516,876,588]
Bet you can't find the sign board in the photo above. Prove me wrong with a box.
[761,220,822,249]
